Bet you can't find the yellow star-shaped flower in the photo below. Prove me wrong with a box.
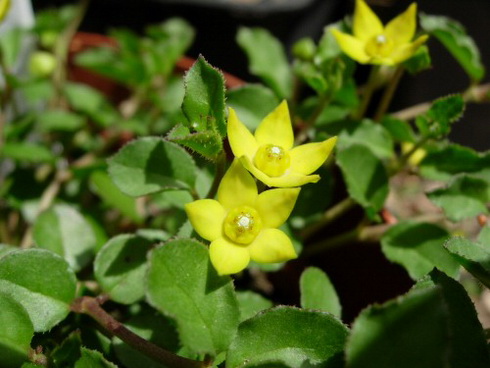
[185,160,299,275]
[0,0,10,22]
[331,0,428,66]
[228,100,337,188]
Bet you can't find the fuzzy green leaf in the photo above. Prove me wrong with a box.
[338,119,394,159]
[380,221,459,280]
[300,267,341,318]
[226,84,280,130]
[415,95,465,138]
[108,137,197,197]
[237,27,292,99]
[146,239,240,356]
[182,56,226,137]
[420,144,490,181]
[336,144,389,213]
[348,268,490,368]
[420,14,485,82]
[74,347,118,368]
[32,203,97,272]
[444,236,490,289]
[167,124,223,160]
[428,175,489,221]
[226,306,348,368]
[94,234,153,304]
[0,249,77,332]
[0,292,33,368]
[381,116,416,143]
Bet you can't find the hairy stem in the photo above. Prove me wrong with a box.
[51,0,91,107]
[374,66,404,122]
[353,65,380,120]
[71,296,209,368]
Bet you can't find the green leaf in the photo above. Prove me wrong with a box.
[420,144,490,181]
[338,119,394,159]
[90,170,143,223]
[226,85,280,130]
[33,203,97,272]
[380,221,459,280]
[336,144,389,213]
[0,249,77,332]
[315,22,345,63]
[0,292,33,368]
[226,306,348,368]
[403,45,432,75]
[108,137,197,197]
[300,267,341,318]
[418,270,490,367]
[94,234,153,304]
[381,116,415,143]
[236,291,273,322]
[113,305,179,368]
[346,285,450,367]
[145,18,195,77]
[64,83,118,127]
[51,331,83,368]
[182,56,226,137]
[237,27,292,99]
[420,14,485,82]
[415,95,465,138]
[1,142,55,163]
[444,236,490,288]
[167,124,223,160]
[74,347,118,368]
[37,109,85,132]
[0,244,17,259]
[146,239,240,356]
[428,175,489,221]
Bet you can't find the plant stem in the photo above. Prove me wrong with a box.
[374,66,404,122]
[353,65,380,120]
[302,222,390,257]
[300,197,357,241]
[392,82,490,121]
[206,151,227,199]
[71,296,209,368]
[51,0,91,107]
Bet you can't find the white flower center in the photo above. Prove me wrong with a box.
[376,34,387,44]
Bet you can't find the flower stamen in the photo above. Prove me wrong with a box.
[223,206,262,245]
[254,144,291,177]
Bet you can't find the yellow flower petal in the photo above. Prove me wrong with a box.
[390,34,429,64]
[0,0,10,22]
[248,228,297,263]
[254,100,294,150]
[218,159,257,210]
[289,136,337,175]
[227,107,258,160]
[353,0,383,42]
[255,188,300,228]
[185,199,225,241]
[385,3,417,45]
[209,237,251,275]
[331,29,371,64]
[240,156,320,188]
